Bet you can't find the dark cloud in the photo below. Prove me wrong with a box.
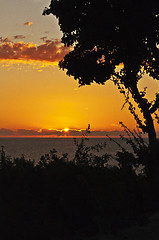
[0,128,14,136]
[89,130,125,137]
[14,35,26,40]
[0,37,11,43]
[0,128,154,138]
[17,129,39,136]
[40,37,47,42]
[40,37,59,43]
[61,130,128,137]
[0,40,71,63]
[37,129,63,136]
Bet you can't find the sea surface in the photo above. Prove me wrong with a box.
[0,137,141,163]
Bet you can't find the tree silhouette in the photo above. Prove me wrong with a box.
[43,0,159,172]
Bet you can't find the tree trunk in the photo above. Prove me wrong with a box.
[130,83,158,178]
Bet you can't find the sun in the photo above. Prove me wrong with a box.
[64,128,69,132]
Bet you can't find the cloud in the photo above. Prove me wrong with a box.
[40,37,47,42]
[0,128,149,138]
[40,37,59,42]
[0,128,15,136]
[60,130,130,137]
[0,127,157,139]
[24,22,33,27]
[14,35,26,40]
[17,129,40,136]
[0,40,71,63]
[0,37,11,43]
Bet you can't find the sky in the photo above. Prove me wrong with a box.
[0,0,158,137]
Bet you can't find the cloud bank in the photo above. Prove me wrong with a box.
[0,39,71,63]
[0,128,152,138]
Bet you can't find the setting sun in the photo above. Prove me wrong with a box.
[64,128,69,132]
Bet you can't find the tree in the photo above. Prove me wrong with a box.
[43,0,159,173]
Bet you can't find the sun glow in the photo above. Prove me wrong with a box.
[63,128,69,132]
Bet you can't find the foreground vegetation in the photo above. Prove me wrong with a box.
[0,132,158,240]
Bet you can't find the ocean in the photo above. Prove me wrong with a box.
[0,137,136,163]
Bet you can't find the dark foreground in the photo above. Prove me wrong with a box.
[0,139,159,240]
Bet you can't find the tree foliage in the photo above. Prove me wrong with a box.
[44,0,159,84]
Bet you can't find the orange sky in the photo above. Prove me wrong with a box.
[0,59,158,136]
[0,0,158,137]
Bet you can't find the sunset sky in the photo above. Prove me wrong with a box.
[0,0,159,137]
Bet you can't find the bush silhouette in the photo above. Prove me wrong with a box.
[0,137,158,239]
